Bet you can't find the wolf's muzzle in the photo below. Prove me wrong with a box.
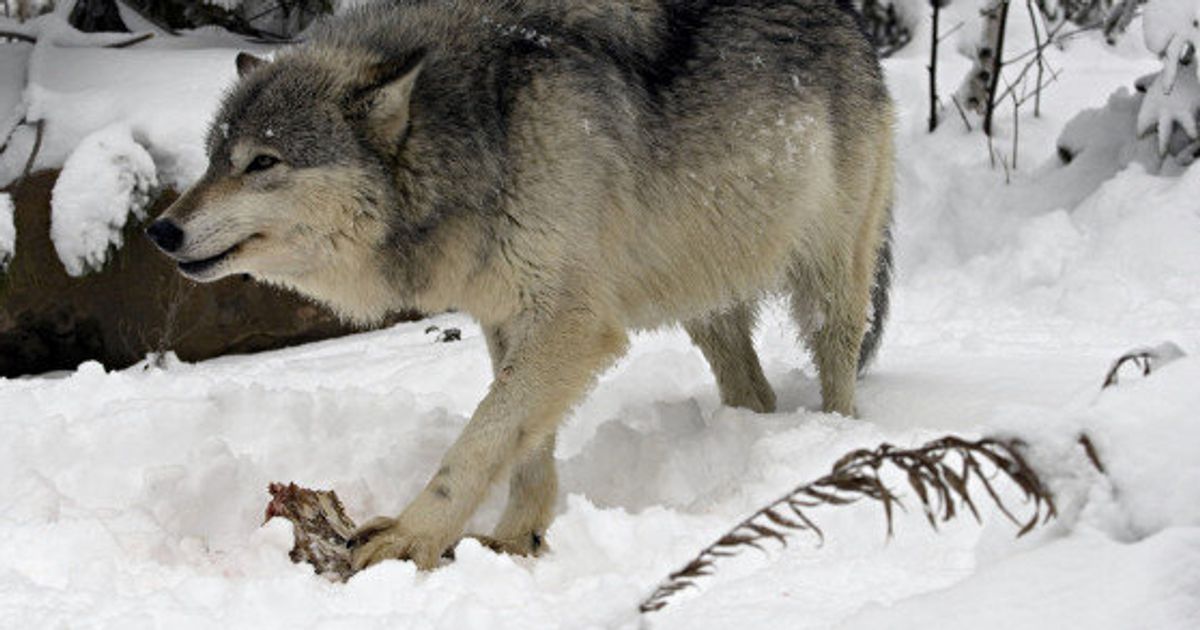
[146,219,184,253]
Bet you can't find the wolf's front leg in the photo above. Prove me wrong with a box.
[351,308,628,570]
[488,434,557,554]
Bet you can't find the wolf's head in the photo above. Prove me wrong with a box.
[146,49,426,322]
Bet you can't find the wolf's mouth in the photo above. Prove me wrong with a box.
[177,235,260,276]
[178,246,238,275]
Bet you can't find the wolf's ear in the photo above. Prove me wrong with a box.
[236,52,267,78]
[364,51,427,152]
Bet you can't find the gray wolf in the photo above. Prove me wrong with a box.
[146,0,895,570]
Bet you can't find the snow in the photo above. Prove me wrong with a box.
[2,4,1200,629]
[1139,66,1200,155]
[0,14,263,276]
[0,192,14,268]
[49,124,158,277]
[1128,0,1200,157]
[3,313,1197,627]
[1143,0,1200,56]
[0,42,30,158]
[0,14,254,191]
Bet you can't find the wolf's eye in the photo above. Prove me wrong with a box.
[244,155,280,174]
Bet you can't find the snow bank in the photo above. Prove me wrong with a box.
[1,312,1196,628]
[843,526,1200,630]
[1077,358,1200,535]
[49,124,158,276]
[843,356,1200,630]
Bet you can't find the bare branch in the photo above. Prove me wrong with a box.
[937,21,965,44]
[951,95,974,132]
[0,29,155,47]
[19,118,43,184]
[0,28,34,43]
[107,31,153,48]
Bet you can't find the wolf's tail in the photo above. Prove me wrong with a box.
[858,219,893,374]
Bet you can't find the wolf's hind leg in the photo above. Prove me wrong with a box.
[788,256,871,417]
[487,434,556,555]
[685,302,776,413]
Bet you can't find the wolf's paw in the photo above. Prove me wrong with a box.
[348,515,453,571]
[463,531,547,557]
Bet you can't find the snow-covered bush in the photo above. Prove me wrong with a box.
[49,124,158,277]
[941,0,1200,173]
[1136,0,1200,159]
[1056,0,1200,170]
[0,10,240,276]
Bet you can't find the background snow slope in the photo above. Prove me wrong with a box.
[2,12,1200,630]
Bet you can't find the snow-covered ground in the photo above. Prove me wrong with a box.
[3,5,1200,630]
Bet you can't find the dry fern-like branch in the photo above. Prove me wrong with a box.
[639,436,1056,614]
[1101,342,1186,389]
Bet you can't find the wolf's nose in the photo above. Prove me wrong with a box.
[145,219,184,253]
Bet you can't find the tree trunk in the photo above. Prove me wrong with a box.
[957,0,1012,136]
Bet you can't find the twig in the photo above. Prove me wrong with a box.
[639,436,1057,614]
[937,21,964,44]
[1077,435,1106,474]
[107,31,153,48]
[246,0,286,24]
[1014,66,1062,109]
[995,22,1077,106]
[951,95,974,132]
[0,29,154,47]
[0,28,34,43]
[19,118,43,185]
[1001,22,1096,74]
[148,273,196,366]
[1010,76,1020,171]
[988,128,997,169]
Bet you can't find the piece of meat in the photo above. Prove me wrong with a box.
[265,482,358,581]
